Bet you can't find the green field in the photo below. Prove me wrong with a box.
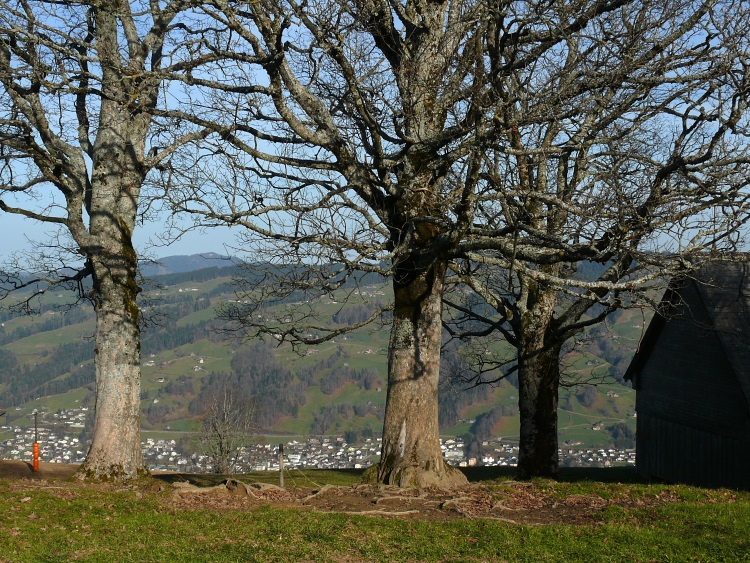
[1,467,748,562]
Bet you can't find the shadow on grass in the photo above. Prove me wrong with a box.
[461,465,646,484]
[152,467,365,488]
[152,465,647,487]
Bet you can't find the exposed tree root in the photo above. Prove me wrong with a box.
[315,509,421,517]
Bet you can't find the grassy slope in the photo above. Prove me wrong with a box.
[1,471,748,562]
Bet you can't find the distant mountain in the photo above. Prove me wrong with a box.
[140,253,235,276]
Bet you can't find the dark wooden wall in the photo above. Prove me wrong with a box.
[636,414,750,488]
[635,282,750,489]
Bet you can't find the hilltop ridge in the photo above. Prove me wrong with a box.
[140,253,235,276]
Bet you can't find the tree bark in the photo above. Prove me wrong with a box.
[74,162,148,479]
[378,257,467,487]
[74,56,150,479]
[516,341,561,479]
[77,252,146,481]
[516,288,562,480]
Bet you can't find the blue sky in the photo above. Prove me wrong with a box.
[0,212,239,261]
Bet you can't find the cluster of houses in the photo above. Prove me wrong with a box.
[448,439,636,469]
[222,437,382,473]
[1,426,85,464]
[561,448,636,467]
[149,437,635,473]
[148,436,456,473]
[142,437,191,469]
[0,407,89,463]
[0,408,636,473]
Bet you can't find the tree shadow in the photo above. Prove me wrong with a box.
[153,465,651,487]
[460,465,646,484]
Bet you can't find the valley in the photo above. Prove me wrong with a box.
[0,254,643,466]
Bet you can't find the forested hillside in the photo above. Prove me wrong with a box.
[0,256,639,449]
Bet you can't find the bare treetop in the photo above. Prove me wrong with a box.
[0,0,245,297]
[155,0,750,485]
[166,0,750,324]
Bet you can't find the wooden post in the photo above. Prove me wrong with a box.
[278,443,284,488]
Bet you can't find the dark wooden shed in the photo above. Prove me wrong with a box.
[625,258,750,489]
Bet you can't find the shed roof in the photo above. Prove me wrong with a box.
[625,256,750,408]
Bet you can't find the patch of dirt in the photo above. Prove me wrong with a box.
[0,461,686,525]
[163,478,679,525]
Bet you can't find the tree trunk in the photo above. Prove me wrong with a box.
[516,340,562,479]
[516,280,561,479]
[74,86,149,480]
[515,283,562,480]
[377,258,467,487]
[76,253,147,481]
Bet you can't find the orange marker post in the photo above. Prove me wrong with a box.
[33,411,39,472]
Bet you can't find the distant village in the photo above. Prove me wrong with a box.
[0,406,635,473]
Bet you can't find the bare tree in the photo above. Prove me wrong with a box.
[442,1,750,478]
[163,0,750,484]
[163,0,488,487]
[199,383,257,474]
[0,0,217,481]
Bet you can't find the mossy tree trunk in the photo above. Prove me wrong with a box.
[75,114,149,480]
[78,246,146,481]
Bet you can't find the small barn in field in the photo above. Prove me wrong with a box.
[625,259,750,489]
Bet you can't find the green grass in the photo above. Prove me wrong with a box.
[24,388,90,411]
[175,307,220,327]
[160,418,200,432]
[5,321,95,362]
[1,472,749,562]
